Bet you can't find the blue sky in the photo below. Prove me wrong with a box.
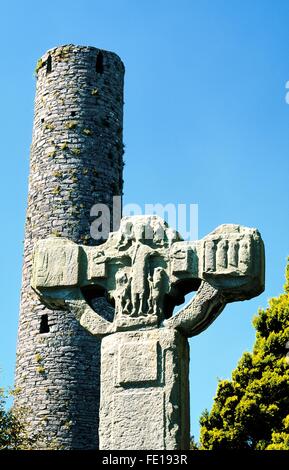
[0,0,288,441]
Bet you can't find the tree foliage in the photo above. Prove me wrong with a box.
[200,259,289,450]
[190,435,199,450]
[0,388,36,449]
[0,388,60,449]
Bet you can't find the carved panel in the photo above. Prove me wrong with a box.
[203,235,252,275]
[33,240,79,288]
[88,250,107,279]
[117,340,158,385]
[171,244,190,273]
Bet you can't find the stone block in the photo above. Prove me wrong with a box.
[99,328,190,450]
[32,238,79,289]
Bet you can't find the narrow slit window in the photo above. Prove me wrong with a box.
[40,314,49,333]
[46,55,52,74]
[96,52,104,74]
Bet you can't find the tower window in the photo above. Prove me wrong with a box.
[40,314,49,333]
[46,55,52,74]
[96,52,104,74]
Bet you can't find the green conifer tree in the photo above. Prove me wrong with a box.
[200,260,289,450]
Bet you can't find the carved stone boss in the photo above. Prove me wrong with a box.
[32,215,265,450]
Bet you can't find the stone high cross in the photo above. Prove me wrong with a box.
[32,215,265,450]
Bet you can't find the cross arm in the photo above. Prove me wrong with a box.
[165,224,265,336]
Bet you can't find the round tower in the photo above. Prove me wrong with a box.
[15,45,125,449]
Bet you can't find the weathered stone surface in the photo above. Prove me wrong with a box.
[15,44,124,449]
[32,216,265,339]
[99,328,190,450]
[32,238,79,289]
[32,215,265,450]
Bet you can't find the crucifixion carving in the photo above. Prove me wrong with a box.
[32,215,265,449]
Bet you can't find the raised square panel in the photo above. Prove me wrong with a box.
[34,239,79,288]
[118,340,158,385]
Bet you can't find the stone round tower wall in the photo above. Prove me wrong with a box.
[15,45,124,449]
